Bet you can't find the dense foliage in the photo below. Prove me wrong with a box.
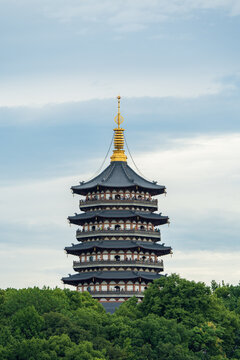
[0,275,240,359]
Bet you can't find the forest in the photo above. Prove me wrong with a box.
[1,274,240,360]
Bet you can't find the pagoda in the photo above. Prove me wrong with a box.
[62,96,172,312]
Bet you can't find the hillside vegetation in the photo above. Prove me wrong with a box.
[0,275,240,360]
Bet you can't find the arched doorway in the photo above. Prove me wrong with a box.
[115,255,120,261]
[115,286,120,292]
[115,224,121,230]
[115,194,121,200]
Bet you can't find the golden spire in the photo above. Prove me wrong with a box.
[110,95,127,162]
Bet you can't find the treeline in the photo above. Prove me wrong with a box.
[0,275,240,359]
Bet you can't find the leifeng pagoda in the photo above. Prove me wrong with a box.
[62,96,172,312]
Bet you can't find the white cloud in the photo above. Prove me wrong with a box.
[44,0,240,31]
[165,250,240,285]
[0,245,72,289]
[130,133,240,217]
[0,72,230,107]
[0,174,87,227]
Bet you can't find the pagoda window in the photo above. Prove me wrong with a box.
[104,223,109,230]
[102,252,108,260]
[125,222,131,230]
[110,251,115,261]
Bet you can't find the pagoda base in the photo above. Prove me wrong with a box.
[101,301,123,314]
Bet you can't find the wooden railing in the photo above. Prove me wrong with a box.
[88,290,144,296]
[73,259,163,267]
[76,228,161,237]
[79,198,158,207]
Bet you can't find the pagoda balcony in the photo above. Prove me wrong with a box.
[88,290,144,298]
[79,198,158,210]
[76,228,161,240]
[73,259,164,270]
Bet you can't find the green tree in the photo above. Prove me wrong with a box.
[11,305,44,339]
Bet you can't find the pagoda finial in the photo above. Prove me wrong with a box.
[110,95,127,162]
[115,95,123,128]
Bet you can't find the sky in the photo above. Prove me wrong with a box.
[0,0,240,289]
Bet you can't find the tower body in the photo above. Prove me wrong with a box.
[62,98,172,312]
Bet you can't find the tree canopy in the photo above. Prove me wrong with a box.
[1,275,240,359]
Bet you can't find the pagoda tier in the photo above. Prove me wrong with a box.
[62,96,172,312]
[65,240,171,256]
[68,209,169,226]
[62,271,164,300]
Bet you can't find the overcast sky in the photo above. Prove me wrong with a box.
[0,0,240,289]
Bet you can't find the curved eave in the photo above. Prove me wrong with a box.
[72,183,166,196]
[65,240,172,256]
[62,270,163,286]
[71,161,166,196]
[68,210,169,226]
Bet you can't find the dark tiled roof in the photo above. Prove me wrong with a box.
[65,240,171,255]
[71,161,165,195]
[68,210,169,226]
[62,270,163,285]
